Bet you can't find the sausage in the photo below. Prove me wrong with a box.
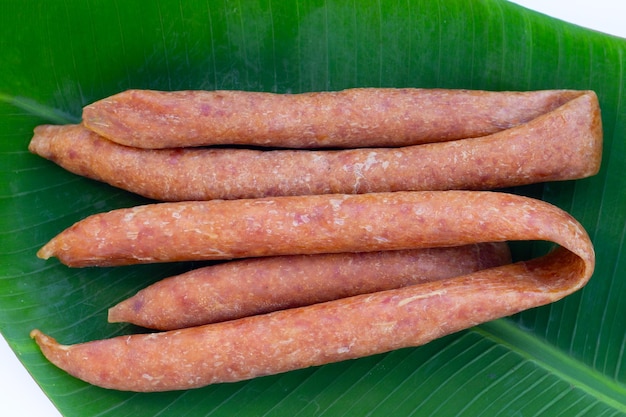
[37,191,589,269]
[30,193,595,392]
[29,91,602,201]
[108,243,511,330]
[81,88,587,149]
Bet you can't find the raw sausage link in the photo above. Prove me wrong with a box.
[30,191,594,391]
[108,243,511,330]
[29,91,602,201]
[36,190,592,267]
[81,88,587,149]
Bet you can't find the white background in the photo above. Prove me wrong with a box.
[2,1,625,416]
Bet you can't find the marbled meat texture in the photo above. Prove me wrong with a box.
[29,91,602,201]
[37,190,591,268]
[81,88,587,149]
[30,191,595,391]
[108,243,511,330]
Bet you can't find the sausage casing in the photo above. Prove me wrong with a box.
[31,191,594,391]
[29,90,602,201]
[81,88,586,149]
[108,243,511,330]
[37,190,589,267]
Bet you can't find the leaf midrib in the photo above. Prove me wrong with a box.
[478,319,626,412]
[0,93,79,125]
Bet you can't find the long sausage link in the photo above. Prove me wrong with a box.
[82,88,586,149]
[29,91,602,201]
[108,243,511,330]
[31,191,594,391]
[29,90,602,201]
[36,190,592,267]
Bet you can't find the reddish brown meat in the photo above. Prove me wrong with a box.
[81,88,586,149]
[108,243,511,330]
[30,192,594,391]
[37,191,589,269]
[29,91,602,201]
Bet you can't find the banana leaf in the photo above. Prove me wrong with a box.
[2,0,626,415]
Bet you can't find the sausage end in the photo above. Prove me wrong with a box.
[107,304,129,323]
[30,329,67,356]
[36,242,55,260]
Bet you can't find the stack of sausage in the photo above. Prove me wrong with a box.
[29,88,602,392]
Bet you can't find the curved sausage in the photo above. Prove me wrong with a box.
[81,88,586,149]
[36,190,593,267]
[108,243,511,330]
[30,192,594,391]
[29,91,602,201]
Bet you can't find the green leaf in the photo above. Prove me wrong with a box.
[2,0,626,415]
